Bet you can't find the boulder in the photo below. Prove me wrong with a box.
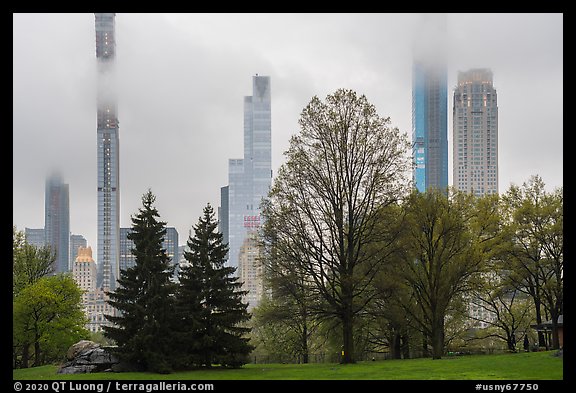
[58,340,119,374]
[66,340,100,360]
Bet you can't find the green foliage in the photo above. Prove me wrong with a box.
[89,331,115,347]
[104,189,177,373]
[13,226,55,297]
[175,204,253,369]
[260,89,412,363]
[13,226,85,369]
[395,188,503,359]
[13,274,89,368]
[500,175,563,349]
[251,293,328,363]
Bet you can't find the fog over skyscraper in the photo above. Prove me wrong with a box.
[412,14,449,193]
[221,75,272,271]
[95,13,120,291]
[45,172,69,273]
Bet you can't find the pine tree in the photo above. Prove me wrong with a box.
[176,203,253,368]
[104,190,177,373]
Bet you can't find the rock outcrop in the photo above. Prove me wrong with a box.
[58,340,119,374]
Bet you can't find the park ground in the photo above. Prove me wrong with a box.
[13,350,563,380]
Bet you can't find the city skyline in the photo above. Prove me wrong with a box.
[13,13,563,262]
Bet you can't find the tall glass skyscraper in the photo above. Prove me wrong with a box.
[412,14,448,193]
[119,227,179,279]
[95,13,120,291]
[45,173,70,273]
[222,75,272,270]
[453,69,499,197]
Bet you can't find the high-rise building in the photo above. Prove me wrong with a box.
[24,228,45,249]
[70,234,87,269]
[452,69,499,197]
[95,13,120,291]
[237,232,263,311]
[72,245,117,333]
[218,185,229,249]
[412,14,448,193]
[164,227,179,280]
[45,173,70,273]
[118,227,134,273]
[221,75,272,270]
[119,227,179,280]
[73,246,97,295]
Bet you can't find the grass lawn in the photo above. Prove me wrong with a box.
[13,350,562,380]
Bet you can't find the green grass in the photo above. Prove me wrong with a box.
[13,351,562,380]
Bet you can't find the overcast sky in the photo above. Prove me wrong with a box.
[13,13,563,260]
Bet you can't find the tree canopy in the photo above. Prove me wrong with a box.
[260,89,412,363]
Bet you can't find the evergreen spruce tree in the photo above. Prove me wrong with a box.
[176,203,253,368]
[104,190,177,373]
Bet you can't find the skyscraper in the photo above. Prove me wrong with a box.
[412,14,448,193]
[45,172,70,273]
[24,228,45,249]
[238,232,263,311]
[222,75,272,270]
[95,13,120,291]
[73,246,97,296]
[453,69,499,196]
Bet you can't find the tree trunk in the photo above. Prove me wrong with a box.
[340,272,355,364]
[392,332,401,359]
[431,319,445,359]
[550,313,560,350]
[33,340,41,367]
[507,333,516,351]
[422,336,429,358]
[401,334,411,359]
[21,343,30,369]
[301,320,309,364]
[533,296,547,348]
[341,311,355,364]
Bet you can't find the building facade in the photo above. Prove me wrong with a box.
[73,246,97,295]
[71,245,116,333]
[411,14,448,193]
[218,185,229,250]
[237,232,263,311]
[70,234,87,269]
[24,228,45,249]
[412,62,448,193]
[45,173,70,273]
[95,13,120,291]
[119,227,179,280]
[118,227,134,273]
[222,75,271,272]
[452,69,499,197]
